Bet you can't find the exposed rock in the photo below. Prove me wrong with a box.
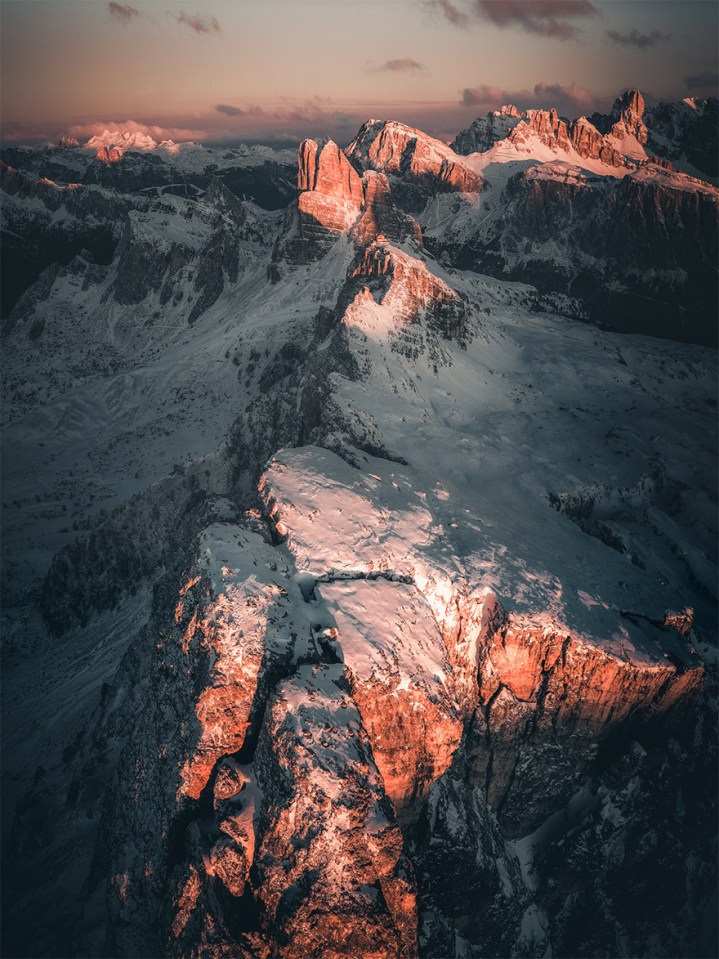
[451,106,523,154]
[344,241,467,343]
[320,578,463,821]
[433,157,719,344]
[352,170,421,246]
[346,119,482,194]
[590,89,719,177]
[297,138,363,229]
[252,664,419,959]
[505,108,628,167]
[468,594,703,836]
[95,144,123,164]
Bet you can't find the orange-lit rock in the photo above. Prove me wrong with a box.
[136,524,298,804]
[253,664,419,959]
[352,170,422,246]
[470,595,704,835]
[320,578,463,822]
[346,241,466,339]
[297,138,364,234]
[346,120,482,193]
[95,144,123,163]
[507,109,627,167]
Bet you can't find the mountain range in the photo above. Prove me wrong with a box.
[1,89,717,959]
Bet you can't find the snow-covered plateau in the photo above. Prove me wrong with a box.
[1,90,717,959]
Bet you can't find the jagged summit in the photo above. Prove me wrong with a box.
[347,118,483,193]
[614,88,646,113]
[453,88,718,180]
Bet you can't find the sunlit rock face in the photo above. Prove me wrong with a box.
[467,597,703,836]
[505,108,628,168]
[319,579,463,821]
[252,665,419,959]
[297,138,364,235]
[346,119,483,195]
[344,241,467,341]
[277,138,421,264]
[453,106,629,167]
[95,144,123,163]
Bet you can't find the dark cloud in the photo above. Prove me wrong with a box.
[435,0,597,39]
[476,0,597,38]
[428,0,469,27]
[215,104,243,117]
[214,104,265,118]
[376,58,424,73]
[605,28,670,49]
[172,11,222,34]
[684,70,719,91]
[108,2,141,23]
[461,84,505,106]
[461,80,598,115]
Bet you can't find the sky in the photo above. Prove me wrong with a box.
[1,0,717,147]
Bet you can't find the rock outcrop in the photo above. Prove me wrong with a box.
[431,155,719,344]
[297,137,364,234]
[277,138,421,263]
[343,241,466,341]
[589,89,719,177]
[346,120,483,195]
[451,105,523,154]
[467,595,703,836]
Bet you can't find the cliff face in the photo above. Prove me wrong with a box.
[277,138,420,263]
[346,120,483,194]
[428,159,719,344]
[504,108,629,167]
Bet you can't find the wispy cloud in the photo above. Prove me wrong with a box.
[684,70,718,91]
[215,103,244,117]
[214,103,265,117]
[108,2,142,23]
[461,83,505,106]
[433,0,597,39]
[372,58,424,73]
[605,28,670,49]
[172,11,222,34]
[461,80,598,114]
[427,0,469,27]
[476,0,597,38]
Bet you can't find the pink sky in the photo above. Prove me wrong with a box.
[1,1,716,146]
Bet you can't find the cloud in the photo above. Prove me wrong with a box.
[374,58,424,73]
[434,0,597,38]
[533,81,595,109]
[605,28,670,49]
[67,119,208,144]
[427,0,469,27]
[684,70,718,91]
[108,2,141,23]
[461,80,599,115]
[461,84,505,106]
[215,103,244,117]
[172,11,221,34]
[214,103,266,118]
